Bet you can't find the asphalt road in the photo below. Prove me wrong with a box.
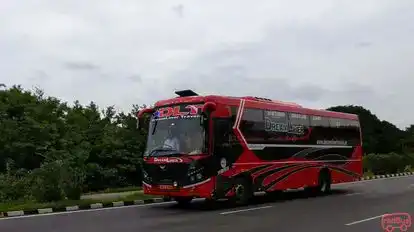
[1,175,413,232]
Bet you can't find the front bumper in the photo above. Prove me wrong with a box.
[142,177,215,198]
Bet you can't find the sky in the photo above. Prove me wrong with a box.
[1,0,414,129]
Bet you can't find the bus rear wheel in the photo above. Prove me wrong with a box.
[304,170,331,196]
[318,170,331,195]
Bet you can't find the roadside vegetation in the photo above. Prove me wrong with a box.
[1,85,414,212]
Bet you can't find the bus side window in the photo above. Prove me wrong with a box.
[310,115,331,141]
[346,119,360,146]
[328,118,341,128]
[229,106,238,125]
[239,108,265,143]
[288,112,309,136]
[213,117,243,170]
[264,110,288,142]
[310,115,329,127]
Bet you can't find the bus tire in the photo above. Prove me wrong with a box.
[231,177,253,205]
[318,170,331,195]
[175,196,193,206]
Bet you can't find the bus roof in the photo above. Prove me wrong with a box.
[153,90,359,120]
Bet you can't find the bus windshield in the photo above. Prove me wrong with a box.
[143,104,206,157]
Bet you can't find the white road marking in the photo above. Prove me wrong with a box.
[0,175,412,220]
[0,201,174,221]
[345,192,363,197]
[220,206,273,215]
[345,214,384,226]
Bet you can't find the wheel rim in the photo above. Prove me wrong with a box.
[235,184,245,199]
[321,179,327,192]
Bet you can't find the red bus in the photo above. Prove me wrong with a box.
[137,89,363,205]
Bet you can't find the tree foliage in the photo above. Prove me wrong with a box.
[0,85,147,202]
[0,86,413,202]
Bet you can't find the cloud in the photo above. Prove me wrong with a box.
[64,62,100,71]
[0,0,414,128]
[172,4,184,18]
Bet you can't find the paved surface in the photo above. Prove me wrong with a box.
[1,176,413,232]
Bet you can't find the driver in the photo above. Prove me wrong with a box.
[163,123,180,151]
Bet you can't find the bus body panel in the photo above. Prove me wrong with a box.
[140,94,363,200]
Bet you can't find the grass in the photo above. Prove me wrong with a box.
[83,186,142,195]
[0,192,155,213]
[363,171,375,178]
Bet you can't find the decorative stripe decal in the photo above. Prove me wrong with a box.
[237,99,245,128]
[233,99,245,129]
[247,164,273,175]
[253,164,301,182]
[291,147,327,158]
[263,164,362,191]
[234,160,360,165]
[264,165,320,191]
[328,166,361,178]
[247,144,353,150]
[229,164,272,178]
[235,99,248,146]
[182,178,212,189]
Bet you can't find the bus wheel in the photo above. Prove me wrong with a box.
[318,170,331,195]
[232,177,253,205]
[175,196,193,206]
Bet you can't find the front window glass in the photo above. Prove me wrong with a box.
[144,103,206,157]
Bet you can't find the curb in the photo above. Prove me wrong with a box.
[360,171,414,180]
[0,197,168,218]
[1,172,413,218]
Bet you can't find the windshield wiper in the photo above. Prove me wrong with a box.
[151,119,158,135]
[148,148,182,157]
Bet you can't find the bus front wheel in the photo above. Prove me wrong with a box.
[231,177,253,205]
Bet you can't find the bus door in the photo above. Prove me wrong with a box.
[212,117,243,197]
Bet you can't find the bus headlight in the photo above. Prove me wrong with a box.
[187,162,204,181]
[196,173,202,180]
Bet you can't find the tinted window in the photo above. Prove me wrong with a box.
[289,112,309,126]
[349,119,360,128]
[287,112,309,137]
[264,111,288,129]
[310,115,330,127]
[345,119,361,145]
[329,117,342,128]
[239,108,265,143]
[213,118,243,165]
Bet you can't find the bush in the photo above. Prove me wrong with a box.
[61,166,86,200]
[30,161,65,202]
[0,173,32,201]
[363,152,410,175]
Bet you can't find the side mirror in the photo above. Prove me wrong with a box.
[136,108,155,130]
[200,102,216,127]
[202,102,217,114]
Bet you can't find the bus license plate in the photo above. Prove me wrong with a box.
[158,185,173,190]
